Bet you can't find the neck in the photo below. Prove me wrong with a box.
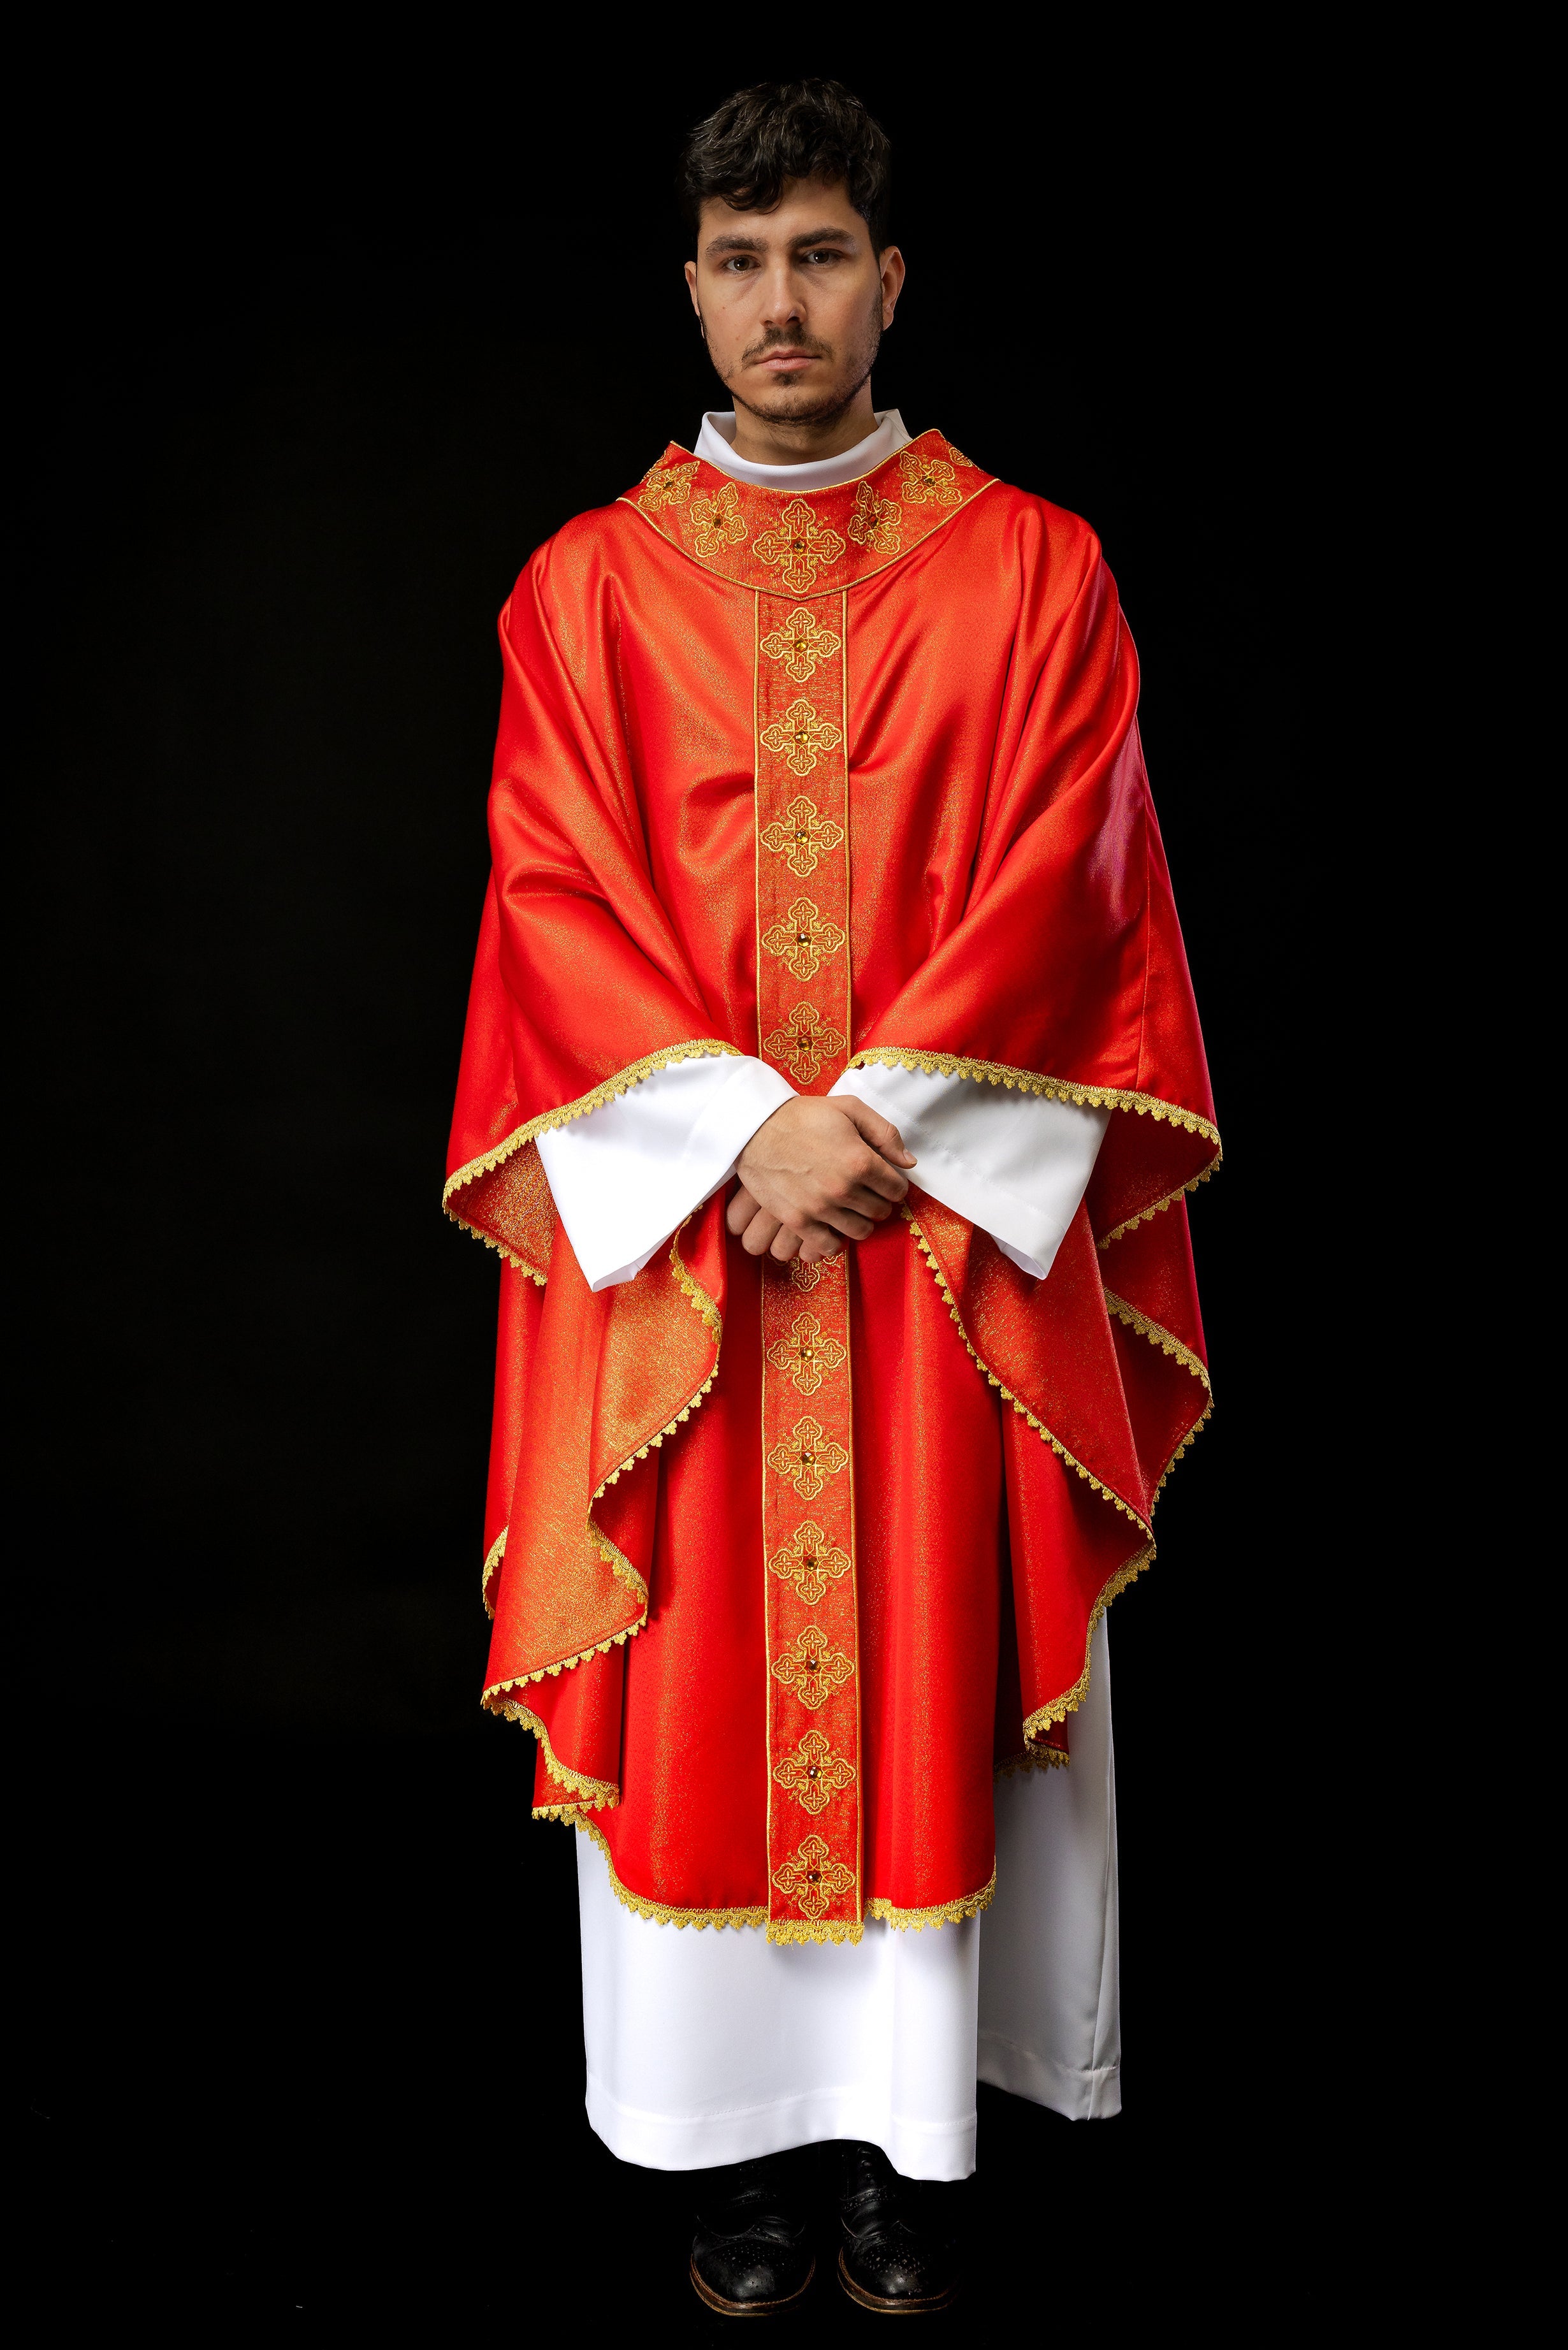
[728,384,880,467]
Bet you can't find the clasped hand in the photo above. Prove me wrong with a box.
[727,1094,917,1265]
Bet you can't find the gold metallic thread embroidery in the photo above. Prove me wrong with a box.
[762,999,847,1084]
[764,1312,847,1398]
[759,695,844,778]
[689,478,748,556]
[638,459,698,510]
[898,449,962,505]
[771,1833,857,1920]
[759,794,845,878]
[767,1520,852,1604]
[759,605,842,683]
[772,1729,857,1816]
[760,895,845,981]
[845,477,902,551]
[766,1414,850,1502]
[751,497,847,591]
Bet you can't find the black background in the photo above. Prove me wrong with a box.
[19,48,1339,2328]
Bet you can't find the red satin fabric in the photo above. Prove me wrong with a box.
[446,433,1216,1921]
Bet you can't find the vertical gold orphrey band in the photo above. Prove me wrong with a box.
[755,586,861,1942]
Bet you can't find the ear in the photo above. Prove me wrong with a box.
[879,245,906,330]
[683,258,702,319]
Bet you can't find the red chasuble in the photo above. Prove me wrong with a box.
[445,431,1217,1941]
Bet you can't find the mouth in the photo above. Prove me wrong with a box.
[751,349,823,374]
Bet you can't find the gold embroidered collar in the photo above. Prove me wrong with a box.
[620,428,995,598]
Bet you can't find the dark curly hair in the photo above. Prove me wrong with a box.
[677,80,892,252]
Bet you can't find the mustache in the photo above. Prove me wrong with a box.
[742,330,832,365]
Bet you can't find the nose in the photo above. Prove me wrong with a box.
[757,259,805,331]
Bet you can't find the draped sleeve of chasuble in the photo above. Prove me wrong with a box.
[444,430,1218,1943]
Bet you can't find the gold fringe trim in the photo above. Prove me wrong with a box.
[568,1816,767,1929]
[1156,1400,1212,1497]
[591,1524,650,1607]
[902,1210,1153,1539]
[495,1702,620,1810]
[848,1046,1220,1147]
[766,1918,866,1946]
[481,1527,507,1619]
[1020,1543,1154,1743]
[1102,1289,1212,1391]
[867,1869,996,1931]
[482,1613,644,1699]
[995,1746,1070,1778]
[553,1812,1001,1940]
[1098,1163,1218,1251]
[591,1218,724,1500]
[479,1227,722,1692]
[442,1039,743,1210]
[442,1210,549,1284]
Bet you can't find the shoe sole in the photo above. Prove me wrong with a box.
[689,2253,817,2316]
[837,2246,961,2314]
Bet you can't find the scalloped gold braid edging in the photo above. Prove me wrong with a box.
[556,1813,1002,1938]
[569,1815,767,1929]
[848,1046,1220,1147]
[867,1868,997,1931]
[479,1224,720,1695]
[444,1213,549,1286]
[1101,1289,1212,1391]
[767,1918,866,1946]
[1098,1163,1218,1252]
[1155,1399,1212,1498]
[493,1701,620,1810]
[995,1746,1069,1778]
[591,1219,723,1500]
[1021,1543,1154,1743]
[481,1528,507,1618]
[901,1210,1154,1539]
[442,1038,742,1221]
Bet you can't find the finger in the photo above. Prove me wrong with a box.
[818,1205,876,1241]
[740,1211,783,1257]
[838,1096,917,1167]
[726,1182,762,1236]
[847,1154,910,1203]
[797,1227,845,1263]
[769,1226,804,1262]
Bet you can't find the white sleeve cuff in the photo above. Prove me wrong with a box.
[829,1061,1110,1281]
[536,1054,795,1291]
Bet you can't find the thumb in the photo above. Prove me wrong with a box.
[838,1094,917,1166]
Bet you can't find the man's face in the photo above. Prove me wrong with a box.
[685,177,904,430]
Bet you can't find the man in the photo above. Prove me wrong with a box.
[445,80,1216,2316]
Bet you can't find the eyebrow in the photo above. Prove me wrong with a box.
[703,224,859,258]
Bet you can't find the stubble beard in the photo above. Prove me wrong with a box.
[723,298,883,433]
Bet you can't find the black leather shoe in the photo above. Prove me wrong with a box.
[836,2141,961,2313]
[690,2155,816,2316]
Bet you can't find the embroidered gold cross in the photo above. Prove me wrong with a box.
[770,1628,855,1711]
[639,460,699,510]
[759,794,843,878]
[766,1414,849,1503]
[690,479,748,555]
[766,1312,847,1398]
[771,1833,857,1918]
[772,1730,857,1817]
[767,1520,852,1605]
[897,450,962,506]
[751,498,846,593]
[759,605,842,684]
[760,696,843,779]
[760,895,845,982]
[762,1000,846,1086]
[846,477,901,553]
